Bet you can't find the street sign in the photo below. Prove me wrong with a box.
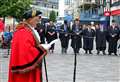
[104,11,111,16]
[104,0,111,16]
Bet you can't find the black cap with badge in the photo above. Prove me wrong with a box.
[23,9,42,20]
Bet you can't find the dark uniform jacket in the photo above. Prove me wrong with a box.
[59,24,71,48]
[95,26,107,50]
[46,25,57,43]
[107,26,119,53]
[71,24,82,49]
[36,23,46,43]
[83,28,95,50]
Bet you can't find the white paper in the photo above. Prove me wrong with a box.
[41,44,51,50]
[49,39,59,46]
[41,39,59,50]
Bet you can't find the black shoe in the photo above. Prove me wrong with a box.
[76,50,79,54]
[61,50,63,54]
[102,51,106,55]
[89,52,92,54]
[114,53,118,56]
[52,50,54,53]
[89,50,92,54]
[108,53,111,55]
[97,51,100,55]
[103,52,106,55]
[64,49,67,54]
[85,50,87,54]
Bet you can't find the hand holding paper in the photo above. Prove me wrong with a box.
[49,39,59,46]
[41,39,59,50]
[41,44,51,50]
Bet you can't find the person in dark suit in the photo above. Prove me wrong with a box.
[59,20,71,54]
[36,22,46,44]
[107,20,119,56]
[71,19,82,54]
[83,24,95,54]
[46,20,57,53]
[95,23,107,55]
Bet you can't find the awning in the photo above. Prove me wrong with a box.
[111,9,120,16]
[111,1,120,15]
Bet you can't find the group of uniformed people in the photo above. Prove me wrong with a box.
[36,19,120,56]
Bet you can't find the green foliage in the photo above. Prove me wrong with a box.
[0,0,33,19]
[49,10,56,22]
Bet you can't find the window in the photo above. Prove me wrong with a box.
[65,0,71,5]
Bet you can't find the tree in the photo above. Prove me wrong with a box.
[0,0,33,19]
[49,11,56,22]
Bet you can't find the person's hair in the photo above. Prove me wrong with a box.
[48,19,53,22]
[75,18,79,21]
[112,20,115,23]
[64,20,67,24]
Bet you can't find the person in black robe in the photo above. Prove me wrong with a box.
[71,19,82,54]
[107,20,119,56]
[46,20,57,53]
[95,24,107,55]
[83,24,95,54]
[118,26,120,49]
[59,20,71,54]
[36,22,46,44]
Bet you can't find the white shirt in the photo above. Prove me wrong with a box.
[31,27,40,43]
[25,22,40,43]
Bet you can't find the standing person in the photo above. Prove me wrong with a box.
[107,20,119,56]
[95,23,107,55]
[8,10,50,82]
[83,24,95,54]
[71,19,82,54]
[2,26,12,49]
[59,20,71,54]
[0,18,4,32]
[36,21,46,44]
[117,24,120,49]
[0,18,4,48]
[46,20,57,53]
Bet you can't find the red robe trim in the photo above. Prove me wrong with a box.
[8,24,47,82]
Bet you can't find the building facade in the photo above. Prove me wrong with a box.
[111,0,120,24]
[32,0,59,18]
[32,0,74,18]
[111,0,120,15]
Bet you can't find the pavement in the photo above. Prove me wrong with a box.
[0,40,120,82]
